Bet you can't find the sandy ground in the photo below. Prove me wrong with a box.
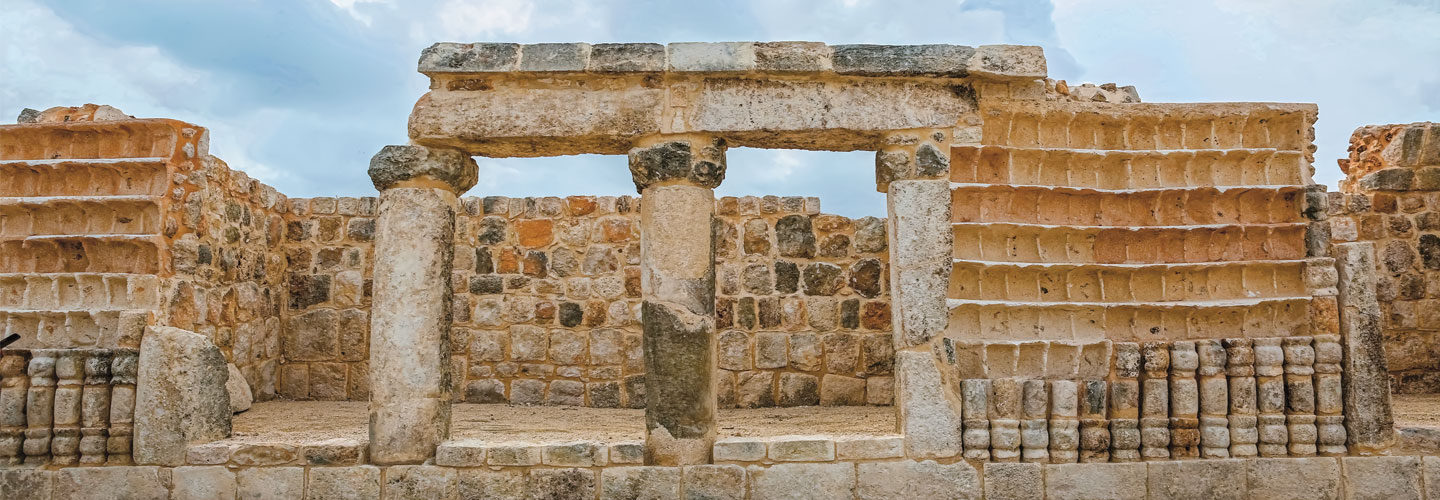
[1391,393,1440,428]
[230,401,897,445]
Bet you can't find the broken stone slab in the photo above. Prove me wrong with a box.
[225,363,252,414]
[1333,242,1395,453]
[367,144,479,193]
[133,326,231,466]
[895,350,963,459]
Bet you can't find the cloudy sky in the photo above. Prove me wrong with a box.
[2,0,1437,216]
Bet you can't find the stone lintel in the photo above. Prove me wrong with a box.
[407,61,984,158]
[876,129,951,192]
[368,145,478,193]
[419,42,1045,80]
[628,136,727,192]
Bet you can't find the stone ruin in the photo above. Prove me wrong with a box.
[0,42,1436,499]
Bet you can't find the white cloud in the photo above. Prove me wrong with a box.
[436,0,537,39]
[1051,0,1440,187]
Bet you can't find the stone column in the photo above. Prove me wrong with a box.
[1333,242,1395,454]
[24,350,56,465]
[878,130,962,460]
[80,350,112,465]
[0,352,28,465]
[629,136,726,466]
[367,145,477,465]
[1109,343,1141,462]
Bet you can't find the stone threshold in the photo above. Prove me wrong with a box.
[3,455,1436,499]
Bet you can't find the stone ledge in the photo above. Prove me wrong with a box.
[419,42,1045,81]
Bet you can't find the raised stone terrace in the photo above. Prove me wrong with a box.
[0,44,1436,499]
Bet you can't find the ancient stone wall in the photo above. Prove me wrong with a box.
[275,194,895,406]
[1331,122,1440,393]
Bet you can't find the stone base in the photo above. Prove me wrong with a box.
[2,455,1433,499]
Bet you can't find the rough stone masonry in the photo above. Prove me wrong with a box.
[0,40,1428,499]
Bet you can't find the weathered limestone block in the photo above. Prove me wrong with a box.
[1148,459,1247,500]
[685,464,746,500]
[1224,339,1260,458]
[368,144,475,465]
[1246,457,1340,500]
[173,466,236,500]
[983,462,1042,500]
[1284,336,1318,457]
[600,466,681,500]
[876,129,950,191]
[0,468,53,500]
[1196,339,1230,458]
[1049,379,1079,463]
[134,327,231,466]
[1109,343,1141,462]
[896,351,962,459]
[384,465,458,500]
[1341,456,1423,500]
[748,463,855,500]
[1254,338,1289,457]
[308,466,381,500]
[887,180,952,349]
[1020,379,1050,463]
[237,466,304,499]
[1140,342,1170,460]
[1333,242,1395,454]
[633,138,722,466]
[53,466,168,500]
[226,363,252,414]
[23,350,55,465]
[856,460,981,500]
[1044,463,1147,500]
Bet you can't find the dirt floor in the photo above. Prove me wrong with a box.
[229,402,897,445]
[1391,393,1440,428]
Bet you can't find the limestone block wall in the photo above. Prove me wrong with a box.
[1331,122,1440,393]
[275,194,894,407]
[946,101,1331,343]
[163,156,289,403]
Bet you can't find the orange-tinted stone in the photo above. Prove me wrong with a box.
[516,219,554,248]
[601,218,631,243]
[567,196,597,216]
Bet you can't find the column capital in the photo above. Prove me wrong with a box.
[875,129,950,192]
[627,136,727,192]
[368,145,479,193]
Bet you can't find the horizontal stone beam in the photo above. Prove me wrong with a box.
[418,42,1045,81]
[409,75,981,157]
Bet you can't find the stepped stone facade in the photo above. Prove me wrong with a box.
[0,42,1433,498]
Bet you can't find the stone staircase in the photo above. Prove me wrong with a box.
[946,102,1317,342]
[0,120,183,348]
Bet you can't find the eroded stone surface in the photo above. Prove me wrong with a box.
[134,327,231,466]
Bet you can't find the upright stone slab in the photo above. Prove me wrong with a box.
[133,327,232,466]
[367,145,478,464]
[630,136,726,465]
[1333,242,1395,454]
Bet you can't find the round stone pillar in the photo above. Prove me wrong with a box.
[366,145,477,465]
[629,136,726,465]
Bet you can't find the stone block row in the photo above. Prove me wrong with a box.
[950,146,1307,190]
[0,120,186,161]
[936,336,1347,463]
[719,370,892,408]
[951,185,1305,227]
[6,455,1435,499]
[0,310,149,349]
[0,236,161,274]
[0,159,168,198]
[949,261,1307,304]
[0,348,138,467]
[185,438,367,467]
[942,339,1113,380]
[712,435,903,463]
[717,330,892,377]
[980,102,1315,152]
[419,41,1043,79]
[0,197,160,237]
[0,273,160,311]
[951,224,1307,264]
[946,298,1314,341]
[717,295,890,332]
